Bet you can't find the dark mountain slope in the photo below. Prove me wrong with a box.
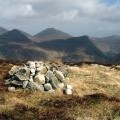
[111,53,120,64]
[0,27,8,35]
[0,29,48,60]
[0,44,47,60]
[92,35,120,57]
[0,29,32,44]
[38,36,108,63]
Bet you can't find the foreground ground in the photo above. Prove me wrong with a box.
[0,61,120,120]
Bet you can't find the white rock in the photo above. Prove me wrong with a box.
[29,75,34,82]
[30,69,36,76]
[58,83,65,89]
[29,62,36,69]
[66,84,73,89]
[8,87,16,92]
[65,89,72,95]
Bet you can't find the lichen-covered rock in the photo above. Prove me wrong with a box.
[39,66,48,74]
[50,76,60,89]
[27,81,44,91]
[46,70,60,89]
[44,83,53,91]
[22,81,29,88]
[34,74,45,85]
[15,67,30,81]
[45,70,53,80]
[54,70,65,82]
[9,65,20,75]
[10,80,23,86]
[5,79,12,85]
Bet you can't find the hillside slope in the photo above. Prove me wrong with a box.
[0,29,48,60]
[38,36,108,63]
[0,30,108,64]
[92,35,120,57]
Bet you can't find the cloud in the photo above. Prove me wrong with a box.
[0,0,120,36]
[0,2,38,19]
[20,4,38,17]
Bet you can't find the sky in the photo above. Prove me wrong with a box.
[0,0,120,37]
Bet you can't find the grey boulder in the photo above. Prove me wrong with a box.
[44,83,53,91]
[11,80,23,86]
[27,81,44,91]
[15,67,30,81]
[34,74,45,85]
[22,81,29,89]
[46,70,60,89]
[54,70,65,82]
[9,66,20,76]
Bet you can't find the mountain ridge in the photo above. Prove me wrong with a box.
[0,27,119,64]
[38,35,108,63]
[0,26,8,35]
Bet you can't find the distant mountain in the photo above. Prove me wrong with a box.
[0,29,48,60]
[111,53,120,64]
[0,44,47,60]
[33,28,72,42]
[91,35,120,57]
[38,36,108,63]
[13,29,32,38]
[0,27,8,35]
[0,27,119,64]
[0,29,32,44]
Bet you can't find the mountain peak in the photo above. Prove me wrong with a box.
[0,29,31,44]
[3,29,26,37]
[10,29,21,34]
[6,29,32,38]
[34,28,72,41]
[45,27,56,31]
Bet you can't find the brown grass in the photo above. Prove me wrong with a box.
[0,61,120,120]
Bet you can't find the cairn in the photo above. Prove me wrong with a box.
[5,61,73,95]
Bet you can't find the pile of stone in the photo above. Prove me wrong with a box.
[5,61,73,95]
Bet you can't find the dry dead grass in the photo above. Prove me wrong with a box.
[68,64,120,98]
[0,61,120,120]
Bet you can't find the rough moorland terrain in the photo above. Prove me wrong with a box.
[0,60,120,120]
